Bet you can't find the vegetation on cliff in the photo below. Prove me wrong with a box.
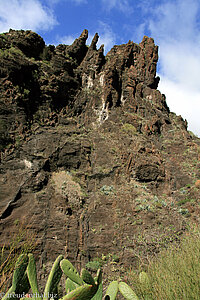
[0,29,200,297]
[1,225,200,299]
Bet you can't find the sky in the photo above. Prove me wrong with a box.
[0,0,200,136]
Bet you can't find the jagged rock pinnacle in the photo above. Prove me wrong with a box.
[90,33,99,50]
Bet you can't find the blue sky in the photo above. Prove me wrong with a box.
[0,0,200,136]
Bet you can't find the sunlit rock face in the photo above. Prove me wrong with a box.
[0,29,199,283]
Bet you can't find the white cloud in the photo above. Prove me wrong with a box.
[72,0,87,3]
[158,75,200,137]
[149,0,200,42]
[46,0,87,5]
[130,22,146,44]
[95,22,116,54]
[148,0,200,136]
[56,34,76,45]
[0,0,57,33]
[158,42,200,91]
[101,0,133,14]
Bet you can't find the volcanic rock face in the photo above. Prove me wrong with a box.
[0,29,200,280]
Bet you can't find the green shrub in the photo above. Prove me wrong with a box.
[86,259,103,271]
[129,226,200,299]
[122,123,137,135]
[100,185,114,195]
[177,198,195,206]
[86,261,101,271]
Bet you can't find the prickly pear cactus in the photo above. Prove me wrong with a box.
[104,279,141,300]
[91,282,103,300]
[4,254,142,300]
[2,254,29,300]
[81,268,96,286]
[60,259,84,286]
[60,259,100,300]
[119,282,139,300]
[60,283,97,300]
[43,255,63,300]
[65,278,79,294]
[27,253,41,300]
[105,281,118,300]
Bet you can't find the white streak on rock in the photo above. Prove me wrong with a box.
[24,159,33,169]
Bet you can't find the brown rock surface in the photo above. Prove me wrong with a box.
[0,29,200,283]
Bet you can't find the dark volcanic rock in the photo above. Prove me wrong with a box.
[0,29,200,284]
[0,29,45,59]
[135,163,164,182]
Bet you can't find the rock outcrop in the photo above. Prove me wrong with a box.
[0,29,200,282]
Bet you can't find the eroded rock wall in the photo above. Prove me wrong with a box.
[0,29,200,282]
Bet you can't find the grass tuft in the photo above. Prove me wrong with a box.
[129,225,200,300]
[0,221,37,293]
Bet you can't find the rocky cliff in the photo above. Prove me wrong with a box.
[0,29,200,281]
